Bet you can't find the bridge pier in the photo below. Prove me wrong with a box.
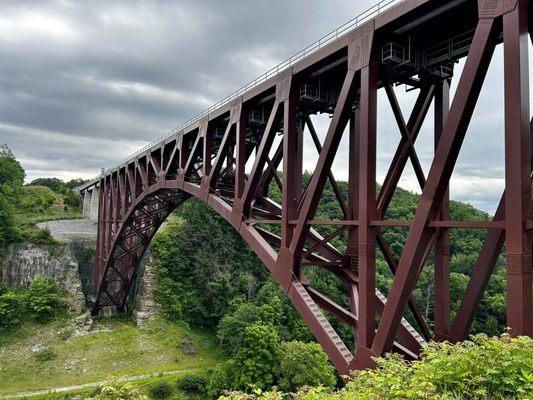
[81,186,100,223]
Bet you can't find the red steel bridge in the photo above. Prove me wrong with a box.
[78,0,533,373]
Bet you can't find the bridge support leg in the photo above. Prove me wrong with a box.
[434,80,451,340]
[503,0,533,337]
[354,50,378,368]
[347,110,359,351]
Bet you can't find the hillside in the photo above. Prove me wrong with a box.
[0,317,223,397]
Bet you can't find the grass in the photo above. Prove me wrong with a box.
[0,316,225,396]
[10,185,84,246]
[13,372,210,400]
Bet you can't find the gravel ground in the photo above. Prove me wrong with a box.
[37,219,97,241]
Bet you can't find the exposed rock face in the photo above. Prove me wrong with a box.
[132,251,159,327]
[1,218,159,322]
[0,242,94,313]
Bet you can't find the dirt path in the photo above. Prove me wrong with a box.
[0,369,197,399]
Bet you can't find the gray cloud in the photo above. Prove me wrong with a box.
[0,0,530,214]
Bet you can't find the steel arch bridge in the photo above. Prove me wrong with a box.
[79,0,533,373]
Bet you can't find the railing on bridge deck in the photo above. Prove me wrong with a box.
[82,0,404,184]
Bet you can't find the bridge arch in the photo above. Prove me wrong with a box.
[82,0,533,374]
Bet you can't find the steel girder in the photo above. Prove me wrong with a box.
[91,0,532,374]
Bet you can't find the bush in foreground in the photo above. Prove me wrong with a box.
[147,380,174,399]
[220,335,533,400]
[177,373,208,394]
[278,341,336,392]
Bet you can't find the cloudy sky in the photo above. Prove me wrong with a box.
[1,0,531,214]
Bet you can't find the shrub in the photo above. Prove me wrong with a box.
[234,323,280,391]
[62,190,81,209]
[87,381,148,400]
[19,185,60,212]
[207,361,238,399]
[223,335,533,400]
[278,341,336,392]
[0,291,25,330]
[147,380,174,399]
[34,347,56,362]
[26,276,67,322]
[177,373,207,393]
[31,227,59,245]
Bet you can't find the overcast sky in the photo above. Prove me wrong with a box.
[1,0,531,214]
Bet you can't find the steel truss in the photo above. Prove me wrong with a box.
[90,0,532,373]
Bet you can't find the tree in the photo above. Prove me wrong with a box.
[0,144,24,248]
[278,341,336,392]
[217,301,283,354]
[234,323,280,391]
[0,291,25,331]
[30,177,65,193]
[0,144,25,192]
[26,276,67,322]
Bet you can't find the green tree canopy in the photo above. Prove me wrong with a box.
[234,323,280,391]
[278,341,336,392]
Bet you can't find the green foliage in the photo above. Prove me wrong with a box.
[0,290,25,331]
[234,323,280,391]
[217,300,282,355]
[34,347,56,362]
[207,361,238,399]
[177,373,207,393]
[152,201,267,328]
[26,276,68,322]
[229,335,533,400]
[87,381,148,400]
[147,380,174,399]
[32,227,60,245]
[0,147,85,246]
[19,186,61,212]
[148,172,512,395]
[277,341,335,392]
[0,144,24,249]
[30,178,66,193]
[30,177,88,193]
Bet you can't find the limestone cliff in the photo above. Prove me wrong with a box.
[0,241,94,313]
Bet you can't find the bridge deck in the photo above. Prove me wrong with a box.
[79,0,489,191]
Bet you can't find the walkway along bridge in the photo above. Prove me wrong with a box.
[78,0,533,373]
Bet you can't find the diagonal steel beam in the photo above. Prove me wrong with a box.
[290,68,359,257]
[372,17,499,355]
[377,84,434,217]
[384,84,427,191]
[240,99,283,216]
[305,116,348,218]
[450,194,505,341]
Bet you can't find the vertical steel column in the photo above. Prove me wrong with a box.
[203,126,212,178]
[282,88,299,248]
[434,80,451,340]
[348,110,360,348]
[357,51,378,353]
[235,112,247,199]
[503,0,533,336]
[95,179,106,294]
[104,176,112,265]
